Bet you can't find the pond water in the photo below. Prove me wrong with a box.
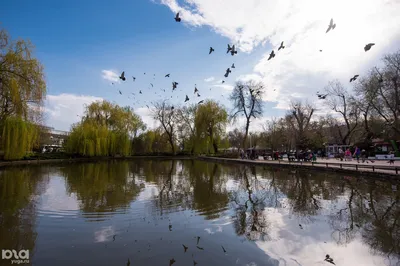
[0,159,399,266]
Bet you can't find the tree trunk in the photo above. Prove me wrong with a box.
[243,118,250,149]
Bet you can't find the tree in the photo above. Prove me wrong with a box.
[176,105,197,153]
[324,80,359,145]
[0,28,46,159]
[229,80,264,149]
[0,28,46,125]
[195,100,228,154]
[152,100,177,154]
[285,101,315,150]
[66,100,143,156]
[357,50,400,139]
[227,129,244,151]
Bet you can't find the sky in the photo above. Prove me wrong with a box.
[2,0,400,132]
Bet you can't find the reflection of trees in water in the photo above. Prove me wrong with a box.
[230,166,271,241]
[325,177,400,260]
[62,161,142,216]
[145,160,229,220]
[0,167,48,253]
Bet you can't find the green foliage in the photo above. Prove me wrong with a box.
[2,117,38,160]
[66,100,139,157]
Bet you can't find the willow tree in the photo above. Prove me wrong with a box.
[0,28,46,159]
[0,28,46,124]
[195,100,228,154]
[66,100,144,156]
[229,80,264,149]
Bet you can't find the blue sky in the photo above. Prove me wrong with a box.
[2,0,400,131]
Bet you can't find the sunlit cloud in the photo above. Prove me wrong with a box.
[101,70,120,83]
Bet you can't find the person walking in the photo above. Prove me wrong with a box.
[353,146,361,163]
[345,148,352,161]
[361,149,367,163]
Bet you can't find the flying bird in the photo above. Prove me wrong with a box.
[182,244,188,253]
[119,71,126,81]
[185,95,189,102]
[350,75,359,82]
[172,82,178,90]
[224,68,232,78]
[175,12,181,22]
[268,50,275,60]
[139,90,142,94]
[198,100,204,104]
[221,246,227,253]
[209,47,215,54]
[230,45,238,56]
[231,63,235,68]
[317,93,328,99]
[222,80,225,84]
[119,90,122,95]
[165,74,170,77]
[196,246,204,250]
[197,93,200,97]
[169,258,176,266]
[150,83,153,87]
[194,86,198,94]
[278,41,285,50]
[132,76,136,81]
[227,44,232,54]
[319,49,323,52]
[364,43,375,52]
[324,255,335,265]
[171,106,174,110]
[326,18,336,33]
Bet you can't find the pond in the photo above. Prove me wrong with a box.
[0,159,399,266]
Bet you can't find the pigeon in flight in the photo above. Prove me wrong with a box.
[319,49,323,52]
[350,75,359,82]
[268,50,275,60]
[132,76,136,81]
[139,90,142,94]
[222,80,225,84]
[119,90,122,95]
[182,245,188,253]
[194,86,198,94]
[209,47,215,54]
[119,71,126,81]
[317,93,328,99]
[185,95,189,102]
[230,45,238,56]
[175,12,181,22]
[231,63,235,68]
[165,74,170,78]
[224,68,232,78]
[324,255,335,265]
[172,82,178,90]
[227,44,232,54]
[150,83,154,87]
[326,18,336,33]
[197,93,200,97]
[144,72,146,75]
[364,43,375,52]
[198,100,204,104]
[278,41,285,51]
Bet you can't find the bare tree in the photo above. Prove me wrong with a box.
[359,51,400,138]
[324,80,360,145]
[229,80,264,149]
[152,100,177,154]
[285,101,315,150]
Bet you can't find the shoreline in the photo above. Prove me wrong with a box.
[199,156,400,179]
[1,155,399,179]
[0,155,193,168]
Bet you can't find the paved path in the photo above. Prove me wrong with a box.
[202,156,400,177]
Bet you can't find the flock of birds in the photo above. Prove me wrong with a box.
[111,15,377,112]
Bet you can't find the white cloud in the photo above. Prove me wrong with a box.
[161,0,400,113]
[134,107,159,130]
[45,93,103,131]
[212,84,234,91]
[204,76,215,82]
[101,70,120,83]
